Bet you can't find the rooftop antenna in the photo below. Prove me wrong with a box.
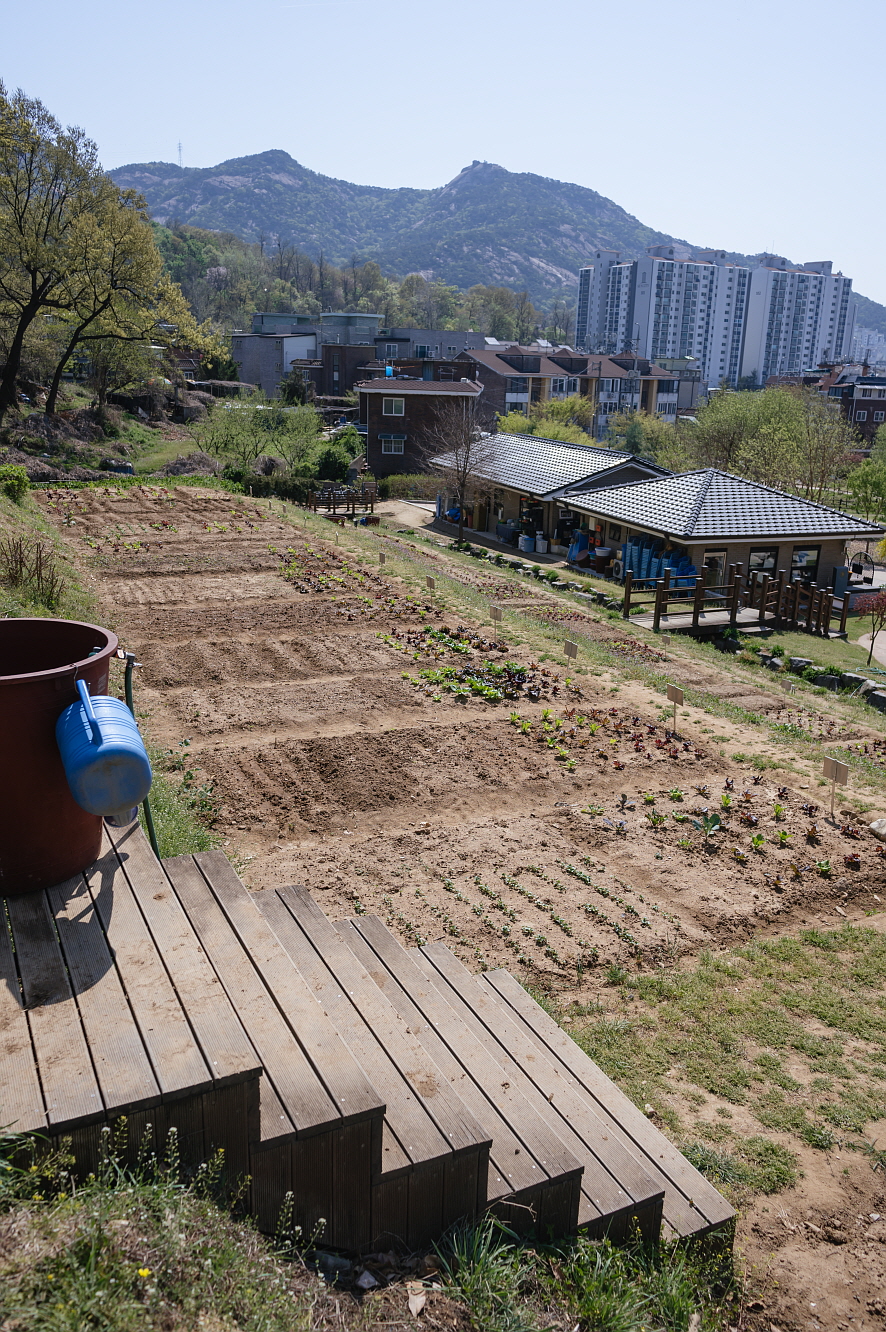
[177,141,183,169]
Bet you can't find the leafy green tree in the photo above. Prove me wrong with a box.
[315,444,350,482]
[870,422,886,465]
[605,410,686,466]
[793,388,858,503]
[200,346,239,381]
[42,191,203,414]
[85,338,160,408]
[685,388,801,487]
[0,85,106,420]
[334,424,362,458]
[278,366,309,405]
[846,460,886,522]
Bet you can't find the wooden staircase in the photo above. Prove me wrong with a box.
[1,823,734,1253]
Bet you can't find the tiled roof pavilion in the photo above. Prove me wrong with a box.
[568,469,884,541]
[436,432,668,499]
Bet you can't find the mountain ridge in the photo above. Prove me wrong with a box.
[110,151,885,330]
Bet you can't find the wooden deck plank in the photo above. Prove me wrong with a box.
[191,854,382,1130]
[412,941,653,1229]
[371,1174,409,1249]
[0,905,46,1135]
[406,1157,444,1251]
[6,889,104,1130]
[251,1077,296,1150]
[85,840,213,1099]
[270,887,489,1163]
[331,1119,373,1252]
[339,915,575,1204]
[163,855,342,1137]
[104,823,261,1090]
[254,887,450,1172]
[47,874,161,1116]
[290,1131,334,1240]
[482,969,735,1236]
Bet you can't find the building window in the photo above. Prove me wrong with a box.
[382,397,405,416]
[857,411,868,422]
[861,388,872,398]
[748,547,779,575]
[506,377,528,393]
[703,550,727,588]
[414,344,432,359]
[438,366,454,381]
[447,345,458,356]
[608,523,622,542]
[551,377,567,394]
[874,412,885,423]
[380,435,405,454]
[791,546,820,583]
[384,343,399,358]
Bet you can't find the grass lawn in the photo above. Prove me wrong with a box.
[568,923,886,1181]
[741,622,878,676]
[132,433,195,474]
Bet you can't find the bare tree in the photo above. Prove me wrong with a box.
[418,391,497,546]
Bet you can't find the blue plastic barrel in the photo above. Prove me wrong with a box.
[56,680,152,823]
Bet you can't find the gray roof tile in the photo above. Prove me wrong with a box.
[569,469,885,539]
[434,432,665,499]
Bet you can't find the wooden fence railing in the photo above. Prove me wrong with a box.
[308,486,377,514]
[622,565,851,637]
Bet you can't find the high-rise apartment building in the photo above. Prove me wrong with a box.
[575,249,854,388]
[740,258,854,385]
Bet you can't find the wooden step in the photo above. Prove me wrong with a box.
[337,914,586,1237]
[1,823,261,1183]
[163,851,386,1248]
[418,945,735,1243]
[342,915,662,1242]
[255,885,493,1250]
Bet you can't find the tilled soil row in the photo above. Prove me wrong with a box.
[39,485,885,989]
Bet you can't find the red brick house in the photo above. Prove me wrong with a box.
[357,377,483,477]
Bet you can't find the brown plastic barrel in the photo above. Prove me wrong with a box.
[0,619,119,895]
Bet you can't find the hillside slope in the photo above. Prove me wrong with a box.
[111,151,885,323]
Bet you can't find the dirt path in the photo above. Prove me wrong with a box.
[41,484,886,1330]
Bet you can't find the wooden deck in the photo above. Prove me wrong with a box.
[1,821,734,1251]
[630,604,775,634]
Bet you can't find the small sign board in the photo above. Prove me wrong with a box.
[426,575,436,591]
[564,640,578,660]
[379,551,386,565]
[666,682,684,733]
[823,757,849,785]
[781,679,796,694]
[490,605,503,623]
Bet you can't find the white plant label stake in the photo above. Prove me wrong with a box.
[823,756,848,819]
[667,682,684,732]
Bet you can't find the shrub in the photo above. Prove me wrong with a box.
[314,444,350,482]
[801,664,821,682]
[0,464,29,504]
[378,472,439,500]
[0,533,65,607]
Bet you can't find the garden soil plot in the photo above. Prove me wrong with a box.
[39,486,886,1327]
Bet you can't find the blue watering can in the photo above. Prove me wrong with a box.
[56,680,152,826]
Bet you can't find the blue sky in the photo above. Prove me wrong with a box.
[5,0,885,304]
